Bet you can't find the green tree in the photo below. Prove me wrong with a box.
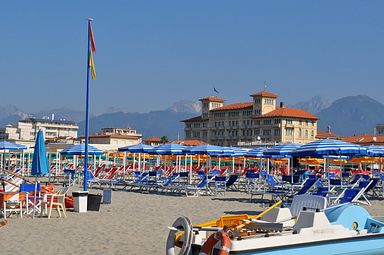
[160,136,169,144]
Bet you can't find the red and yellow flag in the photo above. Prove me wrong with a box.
[88,22,96,80]
[89,23,96,53]
[89,50,96,80]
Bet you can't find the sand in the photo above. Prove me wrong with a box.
[0,188,383,255]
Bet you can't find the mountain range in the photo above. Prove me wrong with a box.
[0,95,383,138]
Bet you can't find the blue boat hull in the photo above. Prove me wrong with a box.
[208,234,384,255]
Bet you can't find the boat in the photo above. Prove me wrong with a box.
[166,198,384,255]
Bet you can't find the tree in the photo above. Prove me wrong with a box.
[160,136,169,144]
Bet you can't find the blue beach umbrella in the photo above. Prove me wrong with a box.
[31,130,49,177]
[246,147,267,158]
[31,130,49,218]
[292,139,367,157]
[264,143,301,158]
[60,144,103,155]
[118,143,154,153]
[118,144,155,172]
[366,145,384,157]
[154,143,185,155]
[0,141,27,151]
[188,144,224,156]
[0,141,27,169]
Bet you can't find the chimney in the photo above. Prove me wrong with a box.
[280,102,284,108]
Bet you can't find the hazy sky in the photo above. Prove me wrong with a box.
[1,1,383,114]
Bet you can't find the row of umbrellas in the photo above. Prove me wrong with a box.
[2,138,384,160]
[117,139,384,159]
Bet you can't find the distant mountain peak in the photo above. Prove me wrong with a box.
[292,96,331,114]
[318,95,384,136]
[167,100,201,114]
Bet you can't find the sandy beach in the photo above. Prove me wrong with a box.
[0,188,383,255]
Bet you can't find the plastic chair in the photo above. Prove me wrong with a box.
[40,187,69,219]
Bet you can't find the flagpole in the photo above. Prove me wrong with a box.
[83,18,92,191]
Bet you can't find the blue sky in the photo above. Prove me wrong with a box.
[1,1,383,114]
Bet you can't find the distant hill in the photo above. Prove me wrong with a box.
[292,96,331,114]
[0,105,29,126]
[78,110,196,139]
[317,95,384,136]
[167,100,201,114]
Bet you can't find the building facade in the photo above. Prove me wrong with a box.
[0,118,79,145]
[183,91,319,146]
[88,127,142,150]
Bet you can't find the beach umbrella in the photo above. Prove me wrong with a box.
[188,145,224,156]
[264,143,301,157]
[118,144,155,172]
[0,141,27,170]
[60,144,103,155]
[118,143,154,153]
[31,130,49,218]
[0,141,27,151]
[154,143,185,155]
[367,146,384,157]
[292,138,367,157]
[264,144,301,176]
[245,147,267,158]
[293,139,367,190]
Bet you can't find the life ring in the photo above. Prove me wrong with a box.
[199,229,232,255]
[166,216,193,255]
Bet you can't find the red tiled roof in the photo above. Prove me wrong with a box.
[316,131,343,139]
[172,139,207,146]
[210,102,253,111]
[199,96,225,103]
[181,116,208,122]
[343,134,384,145]
[144,136,161,143]
[254,107,319,120]
[250,91,278,98]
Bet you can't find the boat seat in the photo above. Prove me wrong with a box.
[246,220,283,233]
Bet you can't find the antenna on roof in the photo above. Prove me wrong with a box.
[263,80,268,91]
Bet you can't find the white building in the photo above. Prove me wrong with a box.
[0,118,79,146]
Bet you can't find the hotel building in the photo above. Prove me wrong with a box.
[0,117,79,147]
[183,91,319,146]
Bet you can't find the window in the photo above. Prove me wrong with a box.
[254,129,260,135]
[263,119,272,125]
[254,120,260,126]
[263,129,271,136]
[274,129,280,136]
[311,130,314,138]
[285,128,294,136]
[297,128,302,138]
[286,119,293,125]
[305,130,308,138]
[274,119,281,124]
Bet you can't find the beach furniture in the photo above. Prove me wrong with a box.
[0,191,25,219]
[331,179,375,205]
[20,183,43,216]
[40,187,68,219]
[225,174,239,190]
[212,176,226,195]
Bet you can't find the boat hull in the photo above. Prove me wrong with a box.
[219,234,384,255]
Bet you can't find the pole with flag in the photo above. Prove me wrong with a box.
[84,18,96,191]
